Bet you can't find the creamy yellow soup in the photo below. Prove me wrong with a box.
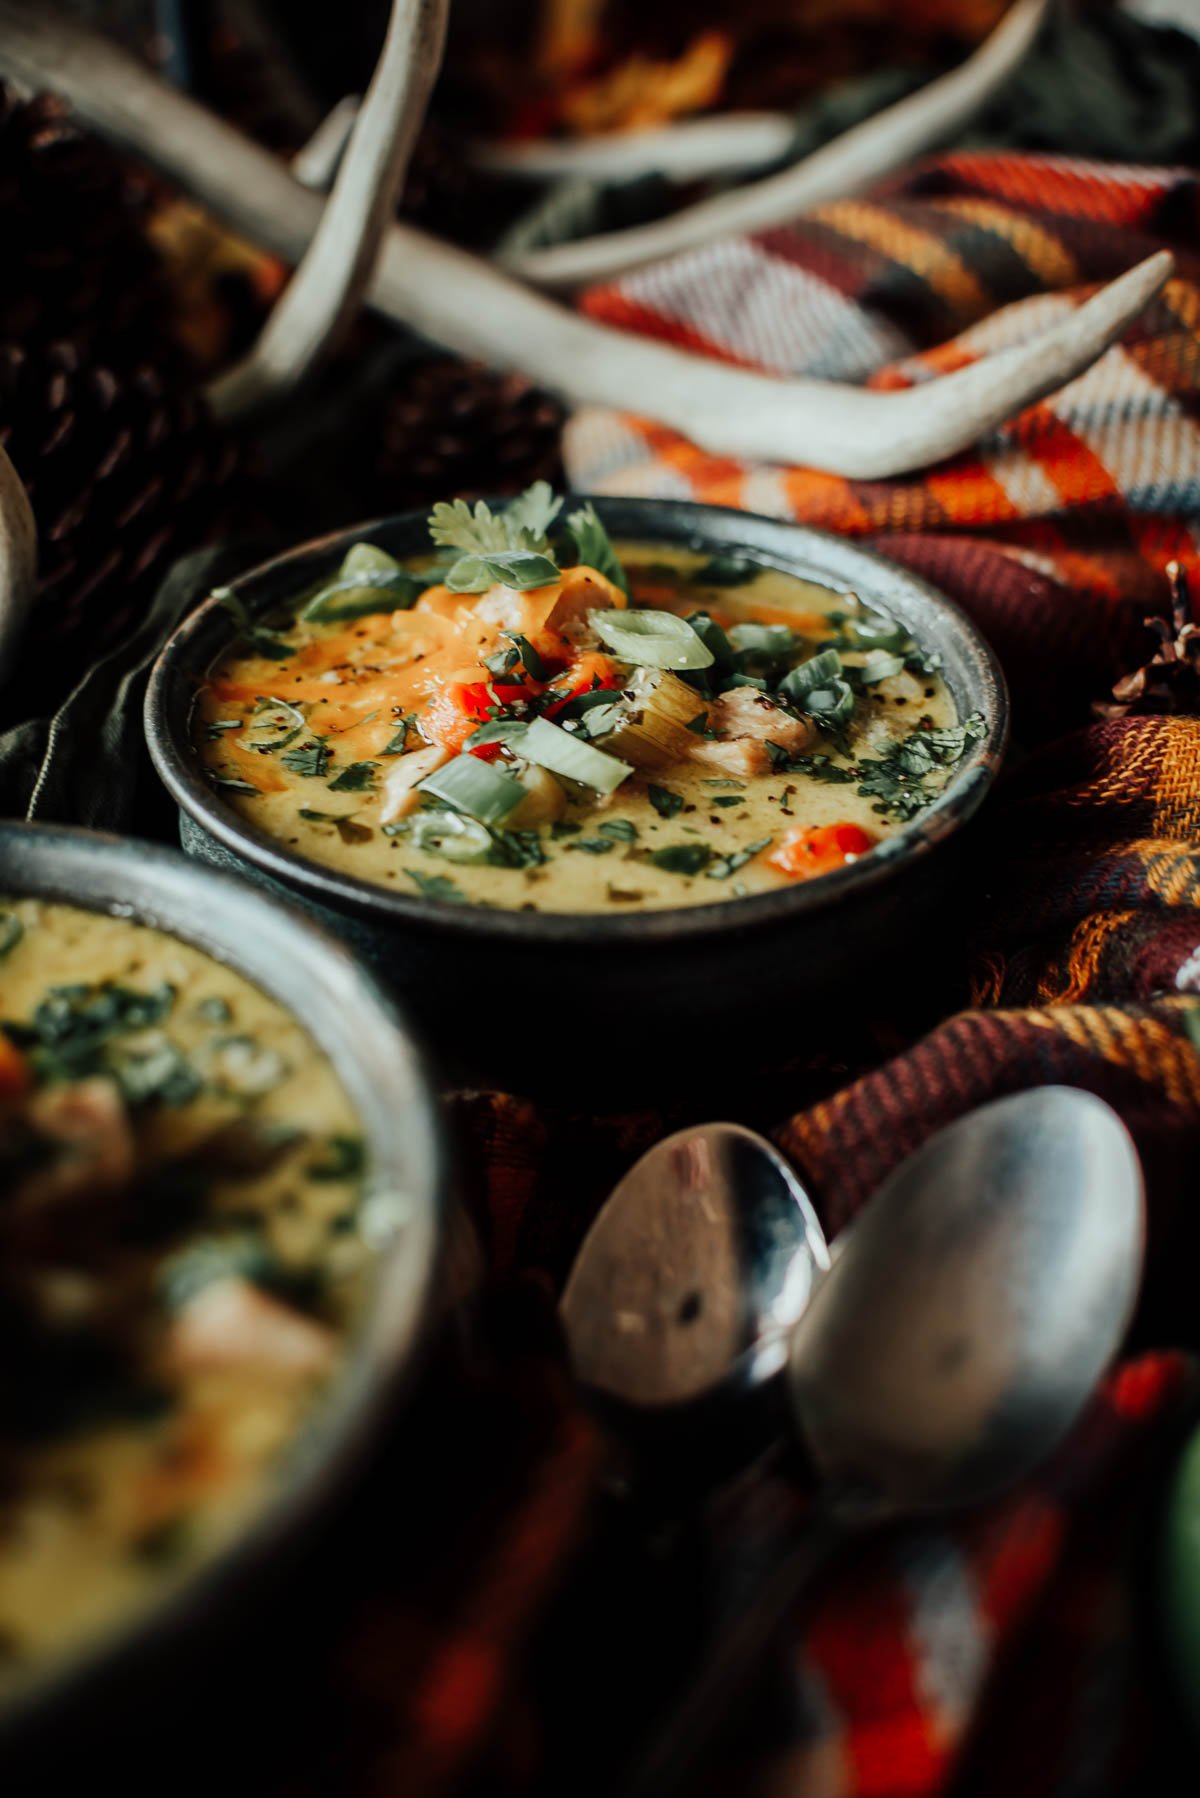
[0,900,370,1695]
[196,538,976,914]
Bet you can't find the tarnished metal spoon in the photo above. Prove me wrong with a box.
[560,1122,831,1416]
[620,1086,1145,1796]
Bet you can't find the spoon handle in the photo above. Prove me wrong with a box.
[620,1499,849,1798]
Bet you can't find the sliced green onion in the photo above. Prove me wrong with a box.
[590,608,714,672]
[855,650,906,685]
[518,716,632,795]
[407,809,496,864]
[464,717,530,753]
[728,622,796,658]
[302,543,427,620]
[418,754,526,824]
[246,696,306,753]
[804,681,856,729]
[848,610,910,652]
[779,648,842,704]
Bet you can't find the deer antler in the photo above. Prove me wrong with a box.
[500,0,1051,291]
[209,0,449,421]
[0,444,37,683]
[0,3,1171,481]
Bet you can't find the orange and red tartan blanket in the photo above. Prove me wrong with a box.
[260,151,1200,1798]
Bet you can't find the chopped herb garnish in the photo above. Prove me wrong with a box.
[405,868,467,903]
[336,818,373,845]
[789,754,856,785]
[855,714,986,819]
[598,819,638,841]
[691,553,760,586]
[382,717,418,755]
[567,838,617,855]
[711,795,745,807]
[196,995,232,1024]
[206,719,243,738]
[651,844,714,876]
[648,784,685,819]
[562,502,630,598]
[209,773,260,796]
[429,484,562,593]
[0,912,22,960]
[327,760,378,793]
[706,837,772,880]
[281,738,332,778]
[306,1134,366,1181]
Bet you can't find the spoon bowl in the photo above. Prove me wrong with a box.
[789,1085,1146,1514]
[561,1123,830,1412]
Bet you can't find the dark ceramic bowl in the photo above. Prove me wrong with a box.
[0,823,444,1762]
[145,499,1008,1098]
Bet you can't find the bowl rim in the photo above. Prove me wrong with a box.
[0,821,446,1735]
[145,497,1009,944]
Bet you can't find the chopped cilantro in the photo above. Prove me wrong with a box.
[307,1134,366,1181]
[404,868,467,903]
[327,761,378,792]
[281,739,332,778]
[706,837,773,880]
[651,844,713,876]
[648,785,685,819]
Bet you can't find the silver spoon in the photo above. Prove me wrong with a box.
[561,1121,831,1416]
[618,1086,1145,1796]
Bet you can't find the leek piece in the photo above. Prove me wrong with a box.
[519,716,632,795]
[590,608,714,672]
[588,669,702,768]
[418,754,526,824]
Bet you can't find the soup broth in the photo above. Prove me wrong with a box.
[195,495,982,914]
[0,899,369,1693]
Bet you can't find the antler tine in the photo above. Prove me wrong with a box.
[209,0,449,422]
[291,95,363,192]
[0,4,1171,480]
[500,0,1052,292]
[0,444,37,683]
[474,112,801,185]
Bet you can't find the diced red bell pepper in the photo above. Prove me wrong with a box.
[770,822,877,880]
[542,653,624,718]
[422,680,530,755]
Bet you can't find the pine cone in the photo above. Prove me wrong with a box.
[1095,562,1200,720]
[372,357,565,511]
[0,83,175,364]
[0,339,237,715]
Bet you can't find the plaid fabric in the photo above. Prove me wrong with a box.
[243,152,1200,1798]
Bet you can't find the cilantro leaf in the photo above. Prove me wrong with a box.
[281,739,332,778]
[503,480,563,546]
[564,503,630,598]
[651,844,713,876]
[404,868,466,904]
[648,785,684,819]
[327,761,378,793]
